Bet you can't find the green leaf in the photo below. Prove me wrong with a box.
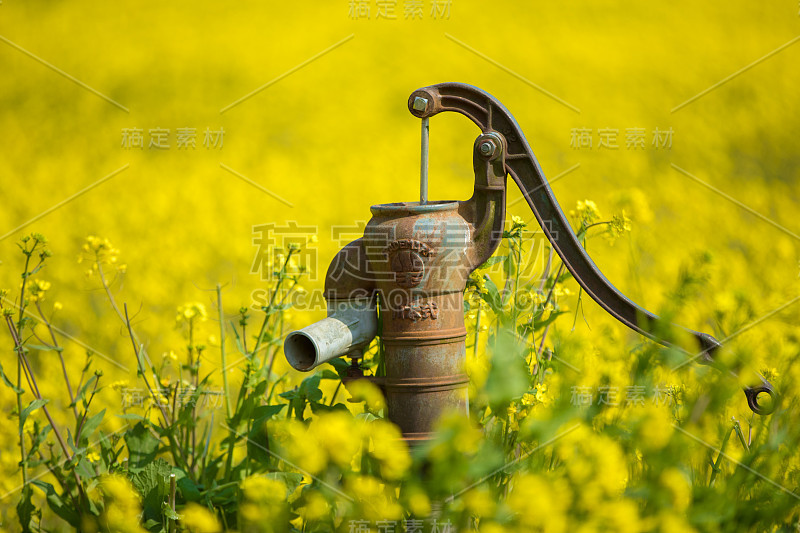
[162,501,181,521]
[25,422,52,460]
[309,402,349,414]
[504,252,515,279]
[26,344,63,352]
[485,335,529,412]
[265,471,304,497]
[77,409,105,447]
[280,374,322,420]
[534,311,566,332]
[116,413,148,421]
[246,404,286,465]
[174,473,203,502]
[235,379,269,426]
[129,458,172,524]
[16,484,38,533]
[124,422,160,469]
[482,275,503,314]
[143,518,163,531]
[557,271,573,283]
[325,358,350,380]
[20,399,48,427]
[31,481,79,526]
[252,404,285,420]
[71,373,98,408]
[317,369,340,380]
[0,361,24,394]
[478,255,507,269]
[247,416,272,465]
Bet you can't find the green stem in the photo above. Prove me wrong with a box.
[8,316,84,500]
[329,382,342,406]
[473,307,482,360]
[75,376,101,446]
[168,474,177,533]
[189,319,197,475]
[121,304,192,476]
[224,364,252,480]
[217,285,233,420]
[11,244,39,495]
[35,301,79,420]
[709,426,734,486]
[17,360,28,487]
[251,250,295,358]
[17,248,33,330]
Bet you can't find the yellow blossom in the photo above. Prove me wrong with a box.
[310,411,361,469]
[508,474,571,533]
[347,475,402,522]
[635,404,674,451]
[367,419,411,480]
[272,419,327,475]
[605,211,633,244]
[176,302,208,325]
[576,199,601,224]
[463,487,496,518]
[98,475,147,533]
[180,503,221,533]
[406,489,430,517]
[26,279,51,302]
[110,380,130,392]
[660,468,692,512]
[79,236,126,275]
[346,378,386,412]
[238,476,289,530]
[297,490,329,522]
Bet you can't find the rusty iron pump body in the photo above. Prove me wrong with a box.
[284,83,776,446]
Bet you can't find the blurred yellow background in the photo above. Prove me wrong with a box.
[1,0,799,511]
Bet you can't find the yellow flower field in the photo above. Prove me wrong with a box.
[1,1,799,531]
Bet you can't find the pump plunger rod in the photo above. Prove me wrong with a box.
[414,96,430,204]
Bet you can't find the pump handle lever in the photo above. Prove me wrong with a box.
[408,82,776,415]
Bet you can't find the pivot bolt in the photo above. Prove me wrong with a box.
[479,140,496,156]
[412,96,428,112]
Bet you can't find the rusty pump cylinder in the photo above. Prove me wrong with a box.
[285,121,506,446]
[285,83,777,446]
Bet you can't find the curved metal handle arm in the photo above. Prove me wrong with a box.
[408,82,776,414]
[409,83,714,355]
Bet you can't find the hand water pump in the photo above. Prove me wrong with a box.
[283,82,777,446]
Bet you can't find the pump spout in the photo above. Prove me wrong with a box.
[284,239,377,371]
[284,301,377,371]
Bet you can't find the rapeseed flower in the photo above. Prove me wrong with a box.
[181,503,221,533]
